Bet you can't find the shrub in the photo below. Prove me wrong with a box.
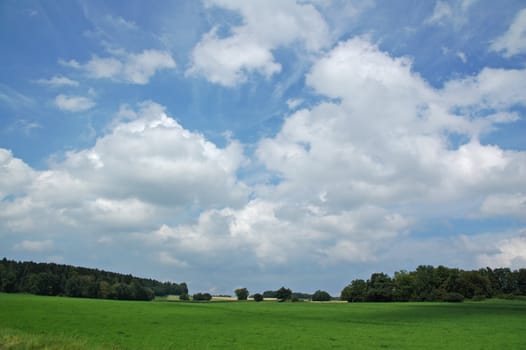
[471,294,486,301]
[179,293,189,301]
[443,292,464,302]
[312,290,331,301]
[253,293,263,302]
[192,292,212,301]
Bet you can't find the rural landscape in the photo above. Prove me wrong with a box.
[1,259,526,348]
[2,0,526,349]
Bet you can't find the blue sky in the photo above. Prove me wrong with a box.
[1,0,526,295]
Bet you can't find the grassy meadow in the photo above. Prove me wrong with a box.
[1,293,525,349]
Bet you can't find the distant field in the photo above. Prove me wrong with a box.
[1,293,525,349]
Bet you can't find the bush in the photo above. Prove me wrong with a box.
[471,294,486,301]
[192,292,212,301]
[253,293,263,302]
[443,292,464,302]
[179,293,189,301]
[312,290,331,301]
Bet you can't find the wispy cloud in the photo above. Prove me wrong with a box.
[35,75,79,87]
[14,240,54,252]
[425,0,477,27]
[490,8,526,57]
[0,83,34,109]
[6,119,42,135]
[61,49,176,84]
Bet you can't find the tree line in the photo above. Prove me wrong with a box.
[341,265,526,302]
[0,258,187,301]
[3,259,525,303]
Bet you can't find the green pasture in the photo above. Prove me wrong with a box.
[0,293,525,349]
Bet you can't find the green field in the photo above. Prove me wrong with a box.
[1,294,525,349]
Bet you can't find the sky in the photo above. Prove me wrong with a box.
[1,0,526,296]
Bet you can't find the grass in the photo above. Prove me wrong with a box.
[0,293,525,349]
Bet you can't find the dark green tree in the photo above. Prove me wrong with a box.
[235,288,249,300]
[253,293,264,302]
[367,273,393,302]
[455,270,491,298]
[517,269,526,295]
[276,287,292,302]
[491,268,517,295]
[340,279,367,302]
[312,290,331,301]
[262,290,277,298]
[65,275,83,297]
[413,265,438,301]
[393,270,415,301]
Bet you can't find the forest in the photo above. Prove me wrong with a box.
[0,258,187,301]
[341,265,526,302]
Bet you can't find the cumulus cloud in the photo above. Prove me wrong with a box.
[490,8,526,57]
[187,0,329,86]
[146,200,412,268]
[2,31,525,293]
[0,149,35,199]
[54,94,95,112]
[0,101,248,238]
[479,235,526,268]
[133,37,526,276]
[465,231,526,268]
[61,49,176,84]
[252,37,526,263]
[480,193,526,220]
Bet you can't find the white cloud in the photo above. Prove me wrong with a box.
[0,149,35,199]
[84,56,123,79]
[425,0,477,27]
[256,36,526,231]
[426,1,453,25]
[187,0,329,86]
[104,14,138,31]
[35,75,79,87]
[490,8,526,57]
[476,231,526,268]
[14,239,54,252]
[2,29,525,293]
[146,199,412,268]
[441,67,526,113]
[0,101,248,237]
[480,193,526,220]
[54,94,95,112]
[457,51,467,63]
[123,50,177,84]
[63,49,176,84]
[159,251,188,267]
[286,98,303,110]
